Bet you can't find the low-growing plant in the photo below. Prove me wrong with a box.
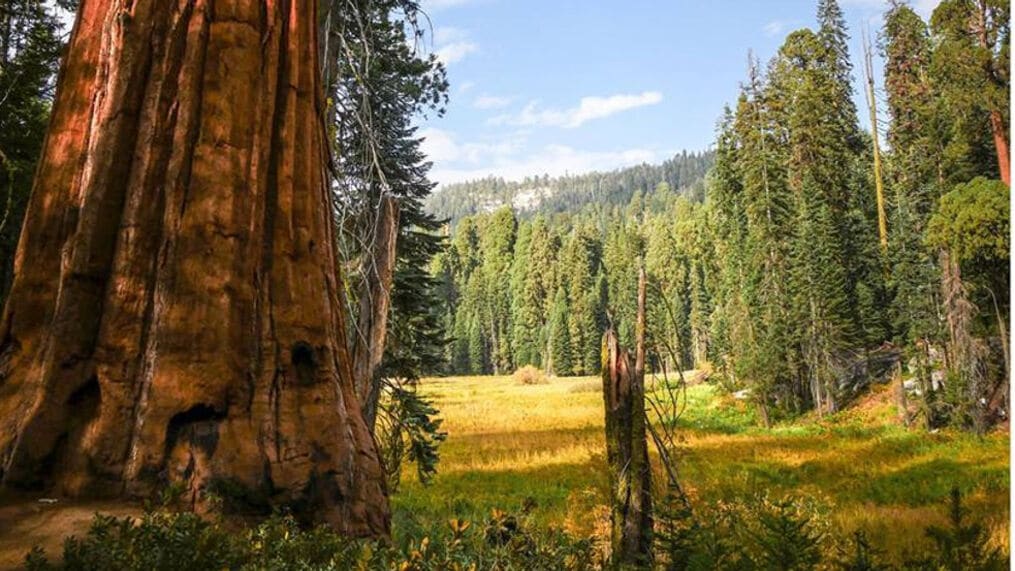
[652,488,1007,571]
[24,503,599,571]
[904,487,1007,571]
[514,365,549,385]
[568,379,602,393]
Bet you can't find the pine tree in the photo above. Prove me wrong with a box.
[549,286,573,376]
[478,207,517,374]
[530,217,561,366]
[604,217,643,349]
[510,220,540,367]
[562,225,605,375]
[735,55,796,418]
[467,313,487,375]
[324,1,451,491]
[881,2,947,425]
[929,0,1010,185]
[0,2,63,304]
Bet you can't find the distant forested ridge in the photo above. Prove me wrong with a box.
[424,150,713,224]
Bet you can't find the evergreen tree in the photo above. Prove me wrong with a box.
[510,221,540,367]
[561,225,605,375]
[0,2,64,304]
[733,55,796,418]
[324,0,451,485]
[881,2,948,424]
[477,207,517,373]
[929,0,1010,184]
[549,286,573,376]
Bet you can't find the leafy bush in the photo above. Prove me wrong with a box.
[653,488,1007,571]
[654,492,829,570]
[513,365,548,385]
[24,504,598,571]
[926,177,1009,266]
[23,487,1007,570]
[906,487,1007,571]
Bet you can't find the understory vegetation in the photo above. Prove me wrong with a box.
[25,376,1008,570]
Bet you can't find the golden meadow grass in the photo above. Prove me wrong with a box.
[392,374,1010,564]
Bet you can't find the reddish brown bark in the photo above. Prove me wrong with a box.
[989,109,1010,186]
[0,0,389,536]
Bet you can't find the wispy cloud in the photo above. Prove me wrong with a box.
[473,94,513,109]
[434,27,478,64]
[911,0,941,17]
[458,80,476,94]
[420,128,525,165]
[763,20,786,37]
[489,91,663,129]
[420,128,659,185]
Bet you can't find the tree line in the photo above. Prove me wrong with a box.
[425,151,713,224]
[430,0,1010,433]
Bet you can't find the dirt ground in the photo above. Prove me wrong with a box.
[0,493,141,570]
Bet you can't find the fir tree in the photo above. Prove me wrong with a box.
[0,2,64,304]
[549,286,573,376]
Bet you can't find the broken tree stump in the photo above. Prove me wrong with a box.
[601,266,653,566]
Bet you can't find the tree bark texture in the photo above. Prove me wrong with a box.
[0,0,389,537]
[989,109,1010,186]
[352,194,398,429]
[602,325,653,567]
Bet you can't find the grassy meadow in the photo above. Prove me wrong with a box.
[393,374,1010,564]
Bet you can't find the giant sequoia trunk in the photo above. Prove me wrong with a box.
[988,109,1010,186]
[0,0,389,536]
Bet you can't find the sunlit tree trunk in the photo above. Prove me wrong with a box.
[988,109,1010,186]
[0,0,389,536]
[601,266,653,566]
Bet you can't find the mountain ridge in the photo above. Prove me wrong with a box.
[424,150,714,224]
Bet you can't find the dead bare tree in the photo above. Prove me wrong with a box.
[601,266,654,567]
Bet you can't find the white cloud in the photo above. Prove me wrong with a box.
[458,80,476,94]
[438,42,479,64]
[473,94,513,109]
[911,0,941,18]
[433,27,478,65]
[420,128,659,185]
[490,91,663,129]
[419,128,525,164]
[763,20,786,37]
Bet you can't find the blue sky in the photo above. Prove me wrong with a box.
[416,0,940,186]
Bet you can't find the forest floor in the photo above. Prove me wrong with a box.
[0,495,141,569]
[394,374,1010,565]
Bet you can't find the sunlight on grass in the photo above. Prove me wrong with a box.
[393,374,1010,563]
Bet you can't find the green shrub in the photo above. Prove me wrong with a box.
[653,488,1006,571]
[904,487,1007,571]
[23,487,1007,570]
[24,504,598,571]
